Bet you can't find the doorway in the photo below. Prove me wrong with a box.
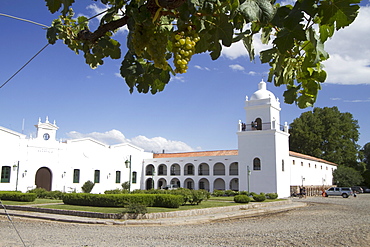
[35,167,52,191]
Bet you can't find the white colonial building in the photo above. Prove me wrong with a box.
[0,81,336,198]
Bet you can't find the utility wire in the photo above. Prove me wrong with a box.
[0,43,50,89]
[0,13,49,28]
[0,9,110,89]
[0,200,27,247]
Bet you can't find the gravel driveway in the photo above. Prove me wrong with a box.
[1,195,370,247]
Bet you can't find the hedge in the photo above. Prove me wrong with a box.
[27,188,64,199]
[0,192,37,202]
[63,193,184,208]
[130,188,210,205]
[252,193,266,202]
[234,195,251,203]
[266,193,278,199]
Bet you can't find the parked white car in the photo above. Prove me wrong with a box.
[325,187,353,198]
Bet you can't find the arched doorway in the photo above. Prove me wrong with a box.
[35,167,52,191]
[146,178,154,190]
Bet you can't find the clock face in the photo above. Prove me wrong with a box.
[43,133,50,140]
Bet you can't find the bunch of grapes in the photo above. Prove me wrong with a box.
[172,26,200,74]
[131,23,169,69]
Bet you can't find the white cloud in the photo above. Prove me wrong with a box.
[170,76,185,83]
[221,6,370,85]
[66,129,127,144]
[229,64,245,71]
[65,130,195,153]
[86,4,128,33]
[221,32,272,60]
[194,65,211,71]
[248,71,257,76]
[130,136,194,153]
[343,99,370,103]
[323,6,370,85]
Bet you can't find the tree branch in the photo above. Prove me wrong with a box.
[76,0,186,43]
[77,16,129,43]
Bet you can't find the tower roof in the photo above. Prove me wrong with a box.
[250,80,277,101]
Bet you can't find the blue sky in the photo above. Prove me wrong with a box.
[1,0,370,153]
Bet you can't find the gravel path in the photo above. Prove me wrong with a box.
[1,195,370,247]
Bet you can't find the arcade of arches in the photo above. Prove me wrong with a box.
[144,162,239,191]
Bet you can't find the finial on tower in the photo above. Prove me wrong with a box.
[258,79,266,90]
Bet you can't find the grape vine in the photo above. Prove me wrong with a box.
[131,22,169,70]
[45,0,361,108]
[172,25,200,74]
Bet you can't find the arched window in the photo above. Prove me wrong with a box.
[132,171,137,184]
[229,162,238,175]
[184,163,194,175]
[1,166,11,183]
[255,118,262,130]
[158,164,167,175]
[94,170,100,183]
[73,169,80,183]
[253,158,261,171]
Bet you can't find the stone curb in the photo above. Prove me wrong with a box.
[0,199,307,225]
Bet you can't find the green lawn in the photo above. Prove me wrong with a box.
[2,197,284,214]
[1,198,63,205]
[35,199,240,214]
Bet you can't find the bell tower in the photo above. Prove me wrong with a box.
[35,117,59,142]
[237,80,290,197]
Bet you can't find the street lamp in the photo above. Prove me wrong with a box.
[125,155,132,192]
[152,168,155,189]
[301,176,305,187]
[247,165,251,193]
[13,161,20,191]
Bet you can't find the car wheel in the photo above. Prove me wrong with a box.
[342,194,348,198]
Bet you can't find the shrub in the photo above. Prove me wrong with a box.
[121,181,130,190]
[234,195,251,203]
[81,180,95,193]
[212,190,225,197]
[253,193,266,202]
[0,192,36,202]
[239,191,250,196]
[225,190,237,197]
[250,192,258,197]
[124,203,147,215]
[27,188,48,198]
[27,188,64,199]
[62,193,183,208]
[104,189,127,194]
[266,193,278,199]
[154,194,184,208]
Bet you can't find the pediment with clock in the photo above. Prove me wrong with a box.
[35,117,59,141]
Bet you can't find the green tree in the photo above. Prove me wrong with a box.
[121,181,130,190]
[289,107,360,168]
[360,142,370,170]
[44,0,360,108]
[81,180,95,193]
[359,143,370,187]
[333,166,364,187]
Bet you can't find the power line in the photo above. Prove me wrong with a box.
[0,44,50,89]
[0,200,27,247]
[0,9,112,89]
[0,13,49,28]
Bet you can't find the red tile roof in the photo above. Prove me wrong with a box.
[289,151,337,166]
[153,150,238,158]
[153,150,337,166]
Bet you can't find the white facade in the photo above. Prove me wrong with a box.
[0,81,337,197]
[0,120,152,193]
